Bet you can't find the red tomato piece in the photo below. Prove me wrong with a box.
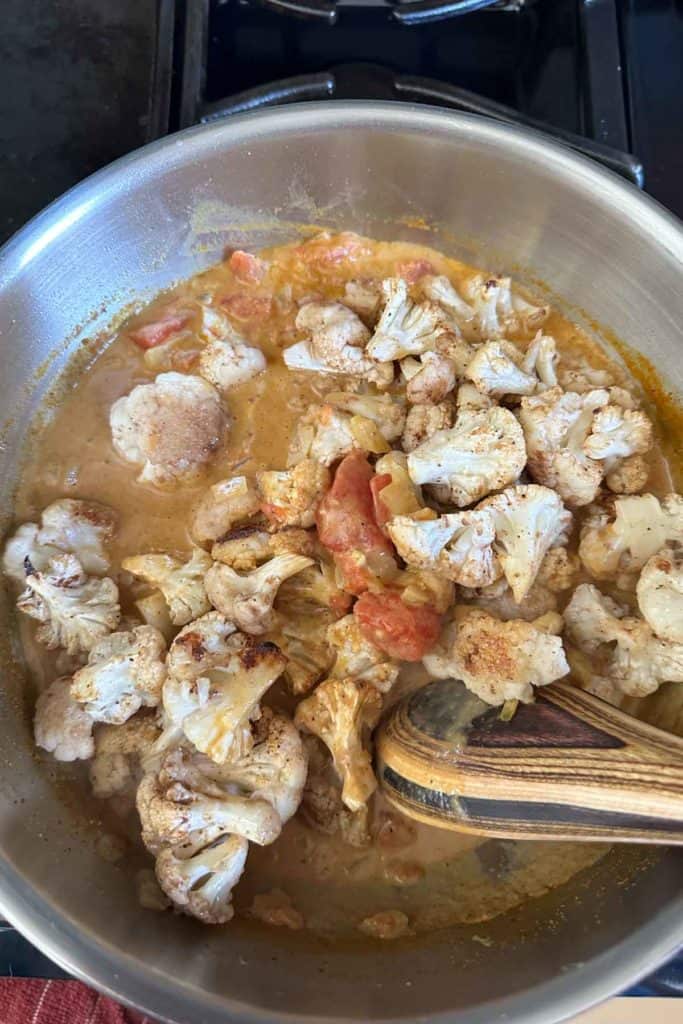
[220,294,272,321]
[316,452,396,595]
[228,250,266,284]
[294,232,370,266]
[369,473,393,528]
[354,591,442,661]
[396,259,435,284]
[128,311,190,350]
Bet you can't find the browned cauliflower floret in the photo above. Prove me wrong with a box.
[401,401,454,453]
[564,583,683,697]
[89,713,160,802]
[455,382,495,414]
[636,547,683,644]
[284,301,392,387]
[536,546,580,593]
[343,279,382,320]
[423,273,548,341]
[122,548,212,626]
[17,553,120,655]
[299,736,371,847]
[190,476,260,545]
[387,510,499,589]
[465,341,538,398]
[407,407,526,508]
[401,351,457,405]
[205,553,314,634]
[605,453,650,494]
[257,459,330,528]
[196,307,266,391]
[578,493,683,579]
[288,393,405,466]
[295,677,382,812]
[424,607,569,705]
[155,833,248,925]
[3,499,117,584]
[582,404,653,463]
[327,615,400,693]
[271,612,334,696]
[367,277,456,362]
[211,525,273,571]
[110,372,226,485]
[34,675,94,761]
[70,625,167,724]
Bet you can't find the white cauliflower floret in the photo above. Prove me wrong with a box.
[560,366,614,393]
[636,547,683,643]
[257,460,330,528]
[122,548,212,626]
[422,274,477,332]
[205,553,314,635]
[465,341,538,398]
[343,279,382,320]
[521,332,559,389]
[367,277,454,362]
[456,383,495,413]
[205,707,307,823]
[70,625,166,724]
[89,714,160,801]
[180,639,287,764]
[605,453,649,494]
[288,405,357,467]
[288,394,405,467]
[401,351,456,404]
[191,476,260,545]
[424,606,568,705]
[387,510,500,588]
[564,583,683,697]
[401,401,454,454]
[4,499,117,584]
[582,405,653,463]
[156,833,248,925]
[477,485,572,602]
[518,386,610,507]
[284,302,392,387]
[578,493,683,579]
[34,676,94,761]
[327,615,400,693]
[17,554,120,654]
[407,407,526,507]
[196,307,266,391]
[461,274,549,339]
[110,372,225,485]
[295,677,382,812]
[536,546,580,593]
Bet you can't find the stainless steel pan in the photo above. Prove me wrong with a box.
[0,103,681,1024]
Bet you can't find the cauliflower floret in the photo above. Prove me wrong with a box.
[284,302,392,387]
[636,547,683,643]
[477,485,572,602]
[401,351,456,404]
[205,553,314,635]
[455,383,495,414]
[257,460,330,528]
[299,735,371,847]
[324,391,407,444]
[407,407,526,508]
[196,307,266,391]
[367,278,455,362]
[521,332,559,389]
[401,401,454,454]
[211,526,273,571]
[564,583,683,697]
[191,476,260,545]
[424,606,569,705]
[204,707,307,823]
[295,677,382,811]
[122,548,212,626]
[271,613,334,696]
[518,386,610,507]
[582,405,653,463]
[536,546,580,592]
[17,554,120,654]
[34,676,94,761]
[180,639,287,764]
[387,510,500,588]
[89,713,160,801]
[605,453,649,494]
[327,615,400,693]
[4,499,117,585]
[155,833,248,924]
[465,341,538,398]
[343,279,382,320]
[70,625,167,724]
[110,372,225,485]
[421,274,477,334]
[288,394,405,467]
[461,274,550,339]
[578,493,683,579]
[166,611,240,681]
[559,366,614,393]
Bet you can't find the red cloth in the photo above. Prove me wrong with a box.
[0,979,151,1024]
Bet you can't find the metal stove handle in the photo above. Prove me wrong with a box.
[392,0,502,27]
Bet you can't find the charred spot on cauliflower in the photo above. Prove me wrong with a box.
[191,476,260,546]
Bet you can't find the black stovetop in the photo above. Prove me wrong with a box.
[0,0,681,998]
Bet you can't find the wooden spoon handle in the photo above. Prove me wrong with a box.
[376,680,683,843]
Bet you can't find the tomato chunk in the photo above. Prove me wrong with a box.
[369,473,393,528]
[316,452,396,595]
[228,250,266,284]
[354,591,442,661]
[294,232,370,267]
[220,294,272,321]
[396,259,435,284]
[129,311,190,350]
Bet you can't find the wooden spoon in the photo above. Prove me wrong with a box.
[375,678,683,844]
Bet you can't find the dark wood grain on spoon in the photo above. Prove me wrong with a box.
[375,679,683,844]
